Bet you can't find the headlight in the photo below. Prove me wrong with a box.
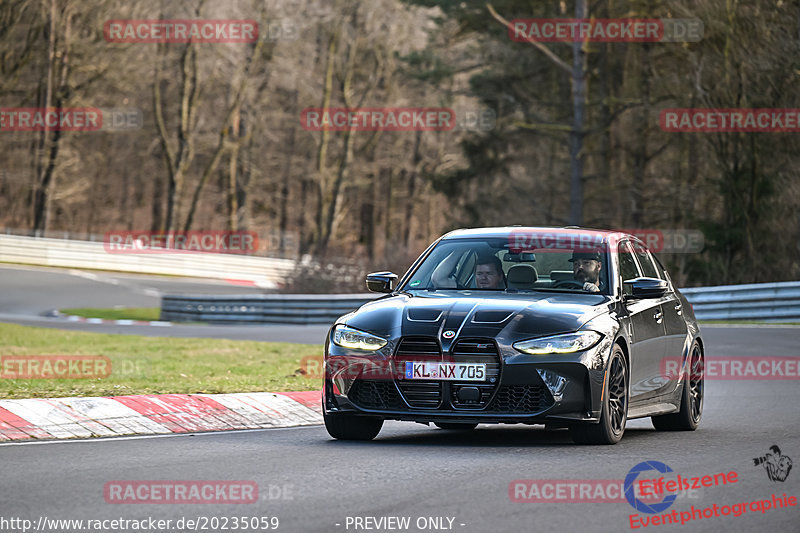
[513,331,602,355]
[332,325,388,351]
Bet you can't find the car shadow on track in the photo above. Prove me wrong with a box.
[324,425,657,448]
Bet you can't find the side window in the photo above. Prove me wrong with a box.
[618,242,641,284]
[632,242,660,279]
[651,253,671,282]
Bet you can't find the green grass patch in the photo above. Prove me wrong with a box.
[61,307,161,322]
[0,323,323,399]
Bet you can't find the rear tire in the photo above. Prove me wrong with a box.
[324,410,383,441]
[652,342,703,431]
[570,344,628,445]
[434,422,478,430]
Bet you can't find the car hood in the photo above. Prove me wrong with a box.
[343,291,612,341]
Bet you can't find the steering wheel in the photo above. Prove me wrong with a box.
[551,279,586,290]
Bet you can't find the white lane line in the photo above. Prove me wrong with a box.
[68,270,99,280]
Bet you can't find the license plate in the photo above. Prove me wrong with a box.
[404,362,486,381]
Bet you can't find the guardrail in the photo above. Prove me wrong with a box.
[682,281,800,322]
[160,293,378,324]
[160,281,800,325]
[0,234,296,289]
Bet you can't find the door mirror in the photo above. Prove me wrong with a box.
[366,271,398,293]
[623,277,668,299]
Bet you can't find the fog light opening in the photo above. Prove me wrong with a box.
[537,369,567,402]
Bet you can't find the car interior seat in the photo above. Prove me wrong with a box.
[506,264,538,290]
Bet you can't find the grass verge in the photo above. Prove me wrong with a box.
[0,323,323,399]
[61,307,161,322]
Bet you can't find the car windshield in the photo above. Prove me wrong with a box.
[401,235,610,294]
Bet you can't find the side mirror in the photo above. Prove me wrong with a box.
[623,277,669,299]
[366,271,398,293]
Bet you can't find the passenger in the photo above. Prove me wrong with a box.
[569,250,603,292]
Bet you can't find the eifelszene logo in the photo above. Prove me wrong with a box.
[624,461,677,514]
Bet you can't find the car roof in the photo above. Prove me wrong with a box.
[440,226,633,243]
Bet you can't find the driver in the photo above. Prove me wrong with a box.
[569,250,603,292]
[432,251,505,289]
[474,254,505,289]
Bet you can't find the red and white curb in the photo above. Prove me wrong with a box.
[0,391,322,441]
[62,314,172,327]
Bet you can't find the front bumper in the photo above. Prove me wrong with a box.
[324,333,614,425]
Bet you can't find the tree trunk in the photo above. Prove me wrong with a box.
[313,32,337,251]
[404,130,422,247]
[568,0,587,226]
[182,39,263,233]
[32,0,69,233]
[279,90,298,254]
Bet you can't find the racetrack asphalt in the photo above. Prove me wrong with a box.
[0,264,331,342]
[2,327,798,533]
[1,264,798,532]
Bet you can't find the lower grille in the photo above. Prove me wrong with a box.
[395,337,443,408]
[450,339,501,409]
[398,381,442,409]
[348,379,403,410]
[488,385,553,413]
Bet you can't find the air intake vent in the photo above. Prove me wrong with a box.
[348,380,403,410]
[488,385,553,413]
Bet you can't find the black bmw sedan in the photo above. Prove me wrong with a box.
[323,227,704,444]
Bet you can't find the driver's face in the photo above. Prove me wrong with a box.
[476,264,502,289]
[573,259,601,284]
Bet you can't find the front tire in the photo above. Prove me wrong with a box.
[652,342,703,431]
[570,344,628,445]
[324,410,383,441]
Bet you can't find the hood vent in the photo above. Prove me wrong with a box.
[406,308,444,322]
[471,310,514,324]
